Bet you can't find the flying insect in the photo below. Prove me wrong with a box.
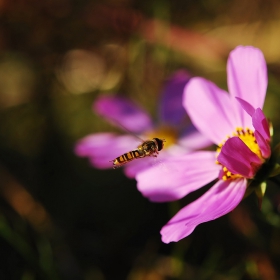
[111,138,166,169]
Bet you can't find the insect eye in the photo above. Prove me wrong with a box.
[154,138,163,151]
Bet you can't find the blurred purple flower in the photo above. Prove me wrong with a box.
[75,70,211,178]
[136,46,273,243]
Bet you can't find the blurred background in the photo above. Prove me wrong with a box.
[1,0,280,279]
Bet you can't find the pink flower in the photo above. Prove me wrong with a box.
[136,46,274,243]
[75,71,211,178]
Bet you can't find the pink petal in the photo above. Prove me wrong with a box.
[183,78,239,145]
[159,70,191,127]
[178,128,212,151]
[75,133,140,169]
[252,108,270,141]
[124,152,168,178]
[125,141,209,178]
[235,97,255,117]
[255,131,271,159]
[94,96,153,133]
[136,151,220,202]
[234,101,271,159]
[161,178,247,243]
[227,46,267,128]
[217,137,262,178]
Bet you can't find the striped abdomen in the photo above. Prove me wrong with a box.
[112,150,143,168]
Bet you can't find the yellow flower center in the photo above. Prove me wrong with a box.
[145,126,178,148]
[216,127,263,181]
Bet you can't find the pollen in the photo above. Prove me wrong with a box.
[220,166,242,181]
[216,127,263,181]
[145,126,177,148]
[233,127,262,158]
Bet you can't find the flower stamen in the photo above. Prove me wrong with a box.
[216,127,263,181]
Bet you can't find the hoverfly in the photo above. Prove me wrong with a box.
[111,138,166,169]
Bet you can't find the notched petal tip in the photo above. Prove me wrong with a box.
[160,178,247,243]
[228,47,267,102]
[227,46,267,128]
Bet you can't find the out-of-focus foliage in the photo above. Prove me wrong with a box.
[0,0,280,279]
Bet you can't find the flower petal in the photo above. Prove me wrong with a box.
[235,97,255,117]
[136,151,219,202]
[124,152,168,178]
[178,126,213,151]
[183,77,239,144]
[94,96,153,133]
[75,133,140,169]
[159,70,191,127]
[252,108,271,158]
[227,46,267,128]
[217,137,262,178]
[255,131,271,159]
[160,178,247,243]
[252,108,270,141]
[234,100,271,158]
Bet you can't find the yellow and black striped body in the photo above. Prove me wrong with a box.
[111,138,166,169]
[112,149,144,169]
